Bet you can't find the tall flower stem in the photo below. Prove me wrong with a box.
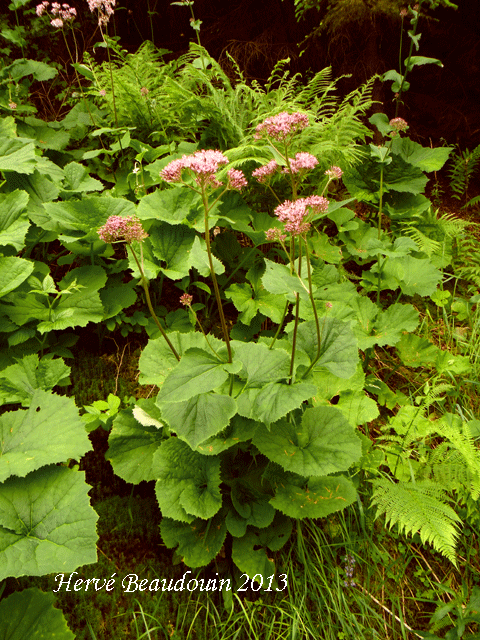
[130,244,180,361]
[202,189,232,363]
[289,238,302,384]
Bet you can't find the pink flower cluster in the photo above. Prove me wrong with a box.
[285,152,318,174]
[36,2,77,27]
[227,168,248,190]
[87,0,115,26]
[265,227,287,243]
[252,159,279,184]
[274,195,329,236]
[325,165,343,180]
[160,150,246,191]
[389,117,408,133]
[180,293,193,306]
[255,112,309,142]
[98,215,148,244]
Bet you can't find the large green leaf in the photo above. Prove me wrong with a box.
[271,475,357,518]
[232,341,290,387]
[0,257,34,299]
[0,139,36,174]
[106,409,164,484]
[0,465,98,580]
[189,235,225,277]
[159,392,237,449]
[289,318,358,378]
[100,283,137,320]
[253,406,361,476]
[5,59,58,82]
[153,438,222,522]
[195,415,259,455]
[0,189,30,252]
[160,512,227,567]
[334,390,379,427]
[157,348,239,404]
[225,283,285,325]
[0,588,75,640]
[231,513,292,585]
[236,382,316,426]
[148,221,195,279]
[230,482,275,529]
[137,186,199,225]
[385,256,442,297]
[43,196,136,236]
[261,258,310,301]
[4,172,59,220]
[352,297,419,349]
[0,389,90,483]
[391,137,453,172]
[34,266,106,333]
[139,332,220,387]
[0,354,70,407]
[62,161,103,192]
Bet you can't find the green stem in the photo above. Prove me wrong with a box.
[288,238,302,384]
[130,244,180,361]
[395,2,423,117]
[302,240,321,374]
[269,301,290,349]
[202,189,232,363]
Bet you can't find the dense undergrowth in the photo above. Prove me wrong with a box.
[0,1,480,639]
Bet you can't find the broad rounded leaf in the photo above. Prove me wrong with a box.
[0,588,75,640]
[153,438,222,522]
[160,512,227,568]
[0,257,34,299]
[232,341,290,387]
[253,406,361,476]
[106,409,164,484]
[291,319,358,379]
[0,465,98,580]
[0,389,91,483]
[139,332,222,387]
[159,392,237,449]
[271,475,357,518]
[237,382,317,426]
[0,354,70,407]
[157,348,238,404]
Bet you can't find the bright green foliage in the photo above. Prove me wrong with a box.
[371,479,461,566]
[153,438,222,522]
[253,406,361,476]
[106,408,164,483]
[0,588,75,640]
[0,389,90,482]
[0,465,98,580]
[0,189,30,251]
[271,475,357,519]
[161,512,227,568]
[0,257,33,299]
[0,354,70,407]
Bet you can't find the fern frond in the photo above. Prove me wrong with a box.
[371,479,461,565]
[448,144,480,201]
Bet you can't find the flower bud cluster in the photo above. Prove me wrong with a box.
[87,0,116,26]
[389,117,408,134]
[254,111,309,142]
[274,195,329,236]
[325,165,343,180]
[36,2,77,27]
[98,215,148,244]
[160,150,247,191]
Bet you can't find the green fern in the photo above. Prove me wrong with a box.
[448,144,480,204]
[371,478,461,566]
